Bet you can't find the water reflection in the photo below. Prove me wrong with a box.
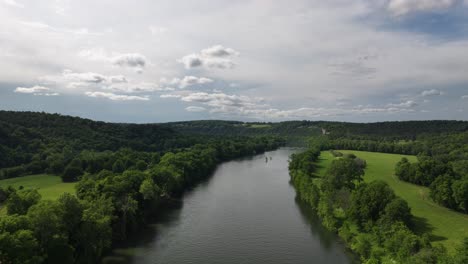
[103,148,352,264]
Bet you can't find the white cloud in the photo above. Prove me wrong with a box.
[180,92,262,109]
[77,48,109,61]
[15,85,50,94]
[78,49,147,72]
[388,100,418,108]
[421,89,443,96]
[462,95,468,99]
[161,76,213,89]
[3,0,24,8]
[179,54,203,69]
[185,106,206,112]
[19,20,95,36]
[160,94,181,98]
[61,70,107,84]
[387,0,457,16]
[179,45,239,69]
[106,82,171,93]
[39,70,167,94]
[41,70,128,88]
[149,26,168,35]
[20,21,51,29]
[14,86,60,96]
[160,89,419,120]
[181,76,213,88]
[112,53,146,68]
[85,91,149,101]
[201,45,239,57]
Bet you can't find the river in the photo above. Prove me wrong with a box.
[106,148,353,264]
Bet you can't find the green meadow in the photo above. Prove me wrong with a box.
[0,174,76,200]
[316,150,468,251]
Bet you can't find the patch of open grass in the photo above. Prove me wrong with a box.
[0,174,76,215]
[249,124,272,128]
[317,150,468,252]
[0,174,76,200]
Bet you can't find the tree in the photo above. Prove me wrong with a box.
[139,178,160,200]
[349,181,396,228]
[136,160,148,171]
[430,175,455,209]
[57,193,83,239]
[351,233,374,260]
[76,197,113,263]
[381,197,412,228]
[324,157,365,191]
[6,189,41,215]
[112,159,125,173]
[62,158,83,182]
[27,200,64,247]
[453,237,468,264]
[150,152,161,166]
[0,230,43,264]
[452,160,468,179]
[452,179,468,213]
[395,158,412,181]
[383,223,422,261]
[117,195,138,239]
[46,154,65,175]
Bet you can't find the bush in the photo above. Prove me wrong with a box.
[62,159,83,182]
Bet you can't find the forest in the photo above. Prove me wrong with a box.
[0,111,284,263]
[1,111,467,263]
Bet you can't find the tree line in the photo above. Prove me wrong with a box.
[0,111,210,174]
[165,120,468,140]
[289,147,468,263]
[396,157,468,213]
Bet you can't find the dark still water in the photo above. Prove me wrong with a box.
[107,148,353,264]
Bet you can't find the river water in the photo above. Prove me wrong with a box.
[107,148,353,264]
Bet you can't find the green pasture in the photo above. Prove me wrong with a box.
[0,174,76,200]
[317,150,468,251]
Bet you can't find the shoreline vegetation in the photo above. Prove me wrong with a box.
[289,146,468,263]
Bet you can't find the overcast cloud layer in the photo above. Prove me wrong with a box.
[1,0,467,122]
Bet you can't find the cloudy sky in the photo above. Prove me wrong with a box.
[1,0,468,123]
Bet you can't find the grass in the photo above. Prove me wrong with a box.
[0,174,76,200]
[0,174,76,214]
[248,124,272,128]
[317,150,468,252]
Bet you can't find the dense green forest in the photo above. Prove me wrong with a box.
[164,120,468,139]
[0,111,207,176]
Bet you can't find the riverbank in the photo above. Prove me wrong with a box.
[103,148,353,264]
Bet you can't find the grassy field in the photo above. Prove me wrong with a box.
[316,150,468,251]
[0,174,76,200]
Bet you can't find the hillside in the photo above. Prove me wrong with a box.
[0,111,189,170]
[163,120,468,140]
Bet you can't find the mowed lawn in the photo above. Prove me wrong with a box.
[317,150,468,251]
[0,174,76,200]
